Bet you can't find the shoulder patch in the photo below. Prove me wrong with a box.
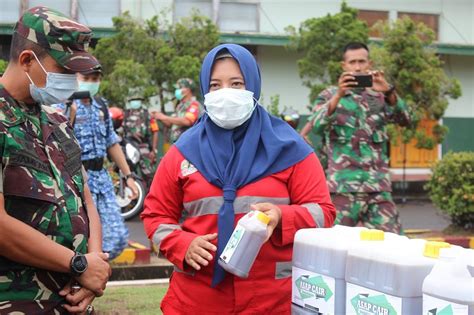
[181,159,198,177]
[0,97,21,127]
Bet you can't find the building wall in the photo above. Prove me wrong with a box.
[443,118,474,154]
[257,46,310,113]
[442,54,474,154]
[260,0,474,45]
[443,55,474,118]
[121,0,173,22]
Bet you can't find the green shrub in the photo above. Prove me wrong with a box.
[425,152,474,229]
[0,59,7,75]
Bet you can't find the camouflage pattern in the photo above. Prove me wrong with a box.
[306,106,329,170]
[332,192,402,234]
[123,108,158,182]
[14,6,100,73]
[124,108,154,143]
[0,84,89,313]
[311,86,411,193]
[175,78,196,91]
[53,99,128,259]
[169,98,202,143]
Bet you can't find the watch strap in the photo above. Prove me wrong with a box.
[384,84,396,96]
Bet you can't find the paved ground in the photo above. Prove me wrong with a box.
[398,200,451,230]
[126,200,452,248]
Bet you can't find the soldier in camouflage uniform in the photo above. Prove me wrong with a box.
[123,96,159,185]
[54,68,139,261]
[300,106,329,170]
[311,42,411,234]
[0,7,110,314]
[154,78,202,144]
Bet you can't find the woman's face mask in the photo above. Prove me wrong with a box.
[78,81,100,97]
[24,51,78,105]
[204,88,256,129]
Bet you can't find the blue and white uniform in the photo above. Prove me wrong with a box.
[54,98,129,259]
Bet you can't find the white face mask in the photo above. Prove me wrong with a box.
[25,51,78,105]
[204,88,256,129]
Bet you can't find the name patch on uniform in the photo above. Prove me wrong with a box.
[9,150,50,173]
[181,160,197,177]
[52,128,68,143]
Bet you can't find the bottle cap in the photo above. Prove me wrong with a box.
[423,241,451,258]
[255,211,270,225]
[360,229,385,241]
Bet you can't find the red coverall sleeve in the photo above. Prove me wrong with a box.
[141,149,197,270]
[272,152,335,246]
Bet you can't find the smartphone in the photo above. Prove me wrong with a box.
[350,74,373,88]
[68,90,91,100]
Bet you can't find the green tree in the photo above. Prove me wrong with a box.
[0,59,7,75]
[93,11,219,109]
[370,17,461,148]
[287,2,369,102]
[267,94,280,116]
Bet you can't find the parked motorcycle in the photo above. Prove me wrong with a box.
[109,107,148,220]
[113,138,147,220]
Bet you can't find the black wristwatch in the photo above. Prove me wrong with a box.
[124,173,134,180]
[384,84,396,96]
[70,252,88,277]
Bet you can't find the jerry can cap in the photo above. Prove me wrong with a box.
[360,229,385,241]
[255,211,270,225]
[423,241,451,258]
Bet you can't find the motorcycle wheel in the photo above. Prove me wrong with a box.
[116,179,146,220]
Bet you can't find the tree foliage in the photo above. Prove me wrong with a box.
[93,11,219,108]
[286,2,368,101]
[425,152,474,229]
[0,59,7,75]
[370,17,461,148]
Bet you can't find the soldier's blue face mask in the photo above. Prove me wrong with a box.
[78,81,100,97]
[25,51,78,105]
[127,99,142,109]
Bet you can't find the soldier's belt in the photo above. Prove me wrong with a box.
[82,157,104,171]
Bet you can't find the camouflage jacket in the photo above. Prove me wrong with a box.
[170,98,202,143]
[124,108,157,144]
[311,86,411,193]
[0,85,89,313]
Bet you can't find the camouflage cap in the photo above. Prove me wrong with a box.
[175,78,196,91]
[14,6,100,73]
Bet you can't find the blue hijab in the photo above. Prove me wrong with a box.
[176,44,312,286]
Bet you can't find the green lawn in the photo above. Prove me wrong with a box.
[94,284,168,315]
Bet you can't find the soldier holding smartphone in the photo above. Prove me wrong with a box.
[309,42,411,233]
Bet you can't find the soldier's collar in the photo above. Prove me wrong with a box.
[19,102,41,115]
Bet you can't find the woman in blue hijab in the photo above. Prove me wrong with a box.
[142,44,335,314]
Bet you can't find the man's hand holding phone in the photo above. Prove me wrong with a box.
[370,70,391,93]
[336,72,357,98]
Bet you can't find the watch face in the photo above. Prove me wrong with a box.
[73,255,88,273]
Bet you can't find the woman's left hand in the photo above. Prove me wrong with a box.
[250,203,282,242]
